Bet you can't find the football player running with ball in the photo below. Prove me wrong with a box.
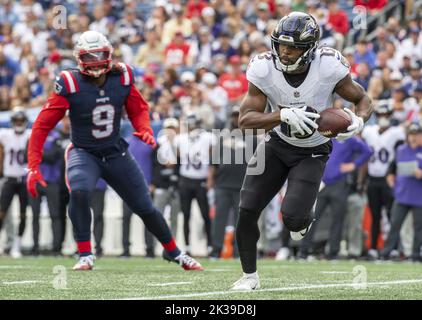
[232,12,373,290]
[27,31,203,271]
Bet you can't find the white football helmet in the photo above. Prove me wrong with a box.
[73,31,113,78]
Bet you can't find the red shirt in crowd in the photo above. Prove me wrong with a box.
[354,0,387,10]
[218,72,248,102]
[328,9,349,35]
[164,42,190,67]
[186,0,208,18]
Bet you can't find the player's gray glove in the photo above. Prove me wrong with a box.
[336,108,364,141]
[280,106,320,136]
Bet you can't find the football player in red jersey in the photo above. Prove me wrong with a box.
[27,31,203,271]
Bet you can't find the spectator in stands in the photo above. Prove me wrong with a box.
[355,62,372,91]
[212,31,237,59]
[327,0,349,50]
[354,39,377,70]
[291,0,307,13]
[162,5,192,46]
[238,39,253,66]
[187,0,209,19]
[200,72,228,129]
[372,26,395,54]
[0,0,19,25]
[223,12,244,46]
[218,55,247,105]
[77,0,94,22]
[354,0,387,14]
[187,26,213,68]
[89,4,109,36]
[0,45,20,98]
[164,31,190,68]
[397,27,422,63]
[21,20,49,60]
[10,74,31,108]
[133,27,165,69]
[403,61,422,96]
[201,6,222,39]
[255,2,271,33]
[389,87,419,124]
[115,8,144,47]
[274,0,292,19]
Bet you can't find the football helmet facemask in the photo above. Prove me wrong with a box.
[74,31,113,78]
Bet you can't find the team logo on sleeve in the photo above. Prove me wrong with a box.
[54,81,63,94]
[340,55,350,68]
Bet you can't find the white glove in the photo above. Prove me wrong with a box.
[280,106,320,136]
[336,108,364,141]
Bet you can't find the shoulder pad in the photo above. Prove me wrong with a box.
[317,47,350,84]
[246,52,272,89]
[55,70,79,96]
[117,63,134,86]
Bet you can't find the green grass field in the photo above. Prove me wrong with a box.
[1,256,422,300]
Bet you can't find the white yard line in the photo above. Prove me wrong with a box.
[319,271,351,274]
[148,282,193,287]
[206,269,233,272]
[122,279,422,300]
[2,280,42,285]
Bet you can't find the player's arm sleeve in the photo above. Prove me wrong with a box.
[28,93,69,170]
[124,84,153,135]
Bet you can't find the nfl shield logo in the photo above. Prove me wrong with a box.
[294,91,300,98]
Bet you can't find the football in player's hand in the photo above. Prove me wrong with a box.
[316,108,352,138]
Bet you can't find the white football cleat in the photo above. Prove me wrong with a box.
[73,255,95,271]
[231,274,260,291]
[10,237,22,259]
[275,247,290,261]
[10,248,22,259]
[290,221,314,241]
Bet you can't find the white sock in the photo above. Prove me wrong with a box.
[244,272,258,278]
[13,236,22,250]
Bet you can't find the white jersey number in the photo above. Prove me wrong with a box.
[92,104,115,139]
